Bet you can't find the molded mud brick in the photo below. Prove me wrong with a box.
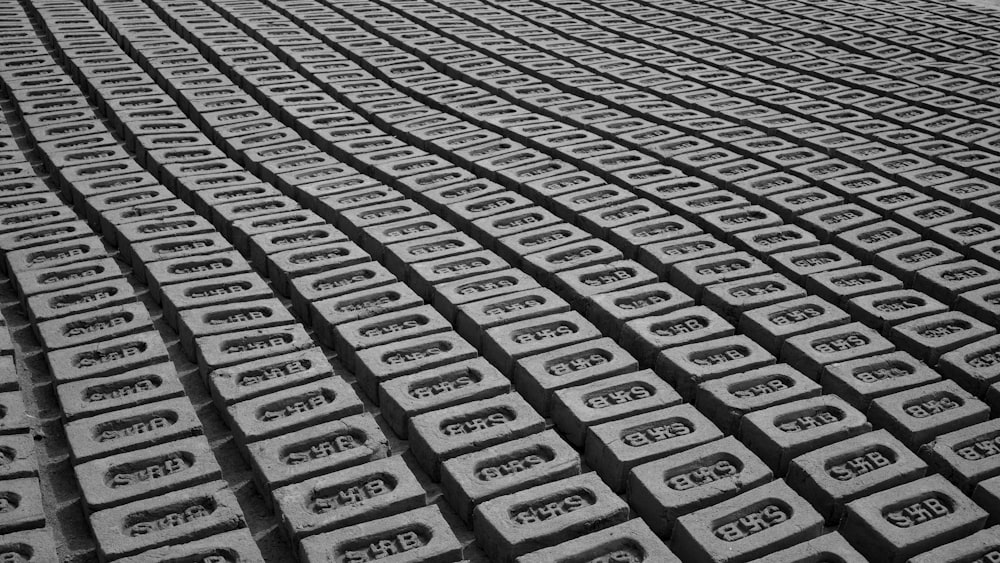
[913,260,1000,306]
[781,322,894,380]
[515,337,639,416]
[667,190,751,222]
[45,328,170,385]
[177,298,297,360]
[892,312,996,365]
[738,294,851,357]
[695,363,822,435]
[225,376,363,447]
[89,480,244,561]
[291,261,396,322]
[522,238,625,287]
[441,429,580,525]
[195,325,314,381]
[620,303,732,367]
[408,393,544,482]
[0,477,42,534]
[496,223,591,269]
[299,505,461,563]
[553,260,658,312]
[909,526,1000,563]
[974,476,1000,525]
[551,185,636,221]
[230,209,326,261]
[455,285,570,346]
[659,335,776,399]
[731,226,817,264]
[354,332,478,403]
[213,194,301,238]
[628,436,772,538]
[334,305,450,372]
[247,412,389,497]
[131,232,236,284]
[519,520,672,561]
[740,394,872,474]
[670,252,774,302]
[703,274,806,325]
[0,390,27,436]
[0,528,58,563]
[310,279,422,340]
[250,223,347,273]
[55,360,183,421]
[938,335,1000,399]
[274,455,424,543]
[607,216,702,258]
[895,201,972,233]
[924,419,1000,493]
[770,244,861,284]
[75,435,220,512]
[0,207,79,242]
[842,475,988,563]
[786,429,928,524]
[34,300,152,353]
[360,216,458,263]
[4,236,106,286]
[764,532,870,562]
[0,194,68,232]
[874,243,962,287]
[473,472,628,563]
[159,159,251,194]
[267,240,371,297]
[956,281,1000,326]
[576,199,667,240]
[672,479,824,563]
[469,207,560,250]
[63,394,202,464]
[585,403,723,492]
[0,432,34,480]
[807,265,905,307]
[189,182,281,225]
[767,187,843,221]
[972,238,1000,271]
[869,380,990,450]
[481,310,602,377]
[115,528,263,563]
[858,188,932,216]
[382,232,482,283]
[797,203,881,243]
[639,234,736,280]
[146,250,254,307]
[730,172,808,205]
[317,186,403,219]
[116,215,219,267]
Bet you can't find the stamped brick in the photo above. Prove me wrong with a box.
[455,287,570,348]
[290,261,396,321]
[638,234,735,279]
[891,311,996,365]
[0,477,43,534]
[207,346,332,408]
[875,241,963,285]
[923,419,1000,493]
[299,505,461,563]
[770,244,861,283]
[915,260,1000,305]
[474,473,629,563]
[114,528,263,563]
[515,519,678,563]
[194,325,313,380]
[841,475,988,563]
[786,429,927,523]
[587,282,695,338]
[354,332,478,402]
[907,526,1000,563]
[56,362,184,421]
[408,393,545,481]
[46,331,169,384]
[246,414,389,496]
[821,351,942,412]
[672,480,824,563]
[90,481,244,561]
[761,532,867,562]
[781,322,894,379]
[333,305,450,371]
[64,397,201,464]
[847,290,949,334]
[696,364,821,434]
[482,311,601,377]
[273,455,424,541]
[0,528,58,562]
[15,257,122,299]
[973,477,1000,525]
[628,436,772,537]
[869,380,990,449]
[622,306,734,368]
[146,250,253,305]
[658,335,776,399]
[738,295,851,357]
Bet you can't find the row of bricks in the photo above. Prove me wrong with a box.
[95,0,1000,560]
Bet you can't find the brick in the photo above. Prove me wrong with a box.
[659,335,776,400]
[858,187,932,213]
[33,300,150,352]
[0,434,37,480]
[56,363,185,422]
[695,363,822,435]
[290,261,396,321]
[160,272,272,329]
[145,250,252,305]
[333,305,450,372]
[299,505,461,563]
[841,475,988,563]
[481,311,601,377]
[194,325,313,380]
[915,260,1000,305]
[956,282,1000,326]
[497,224,590,268]
[628,436,772,537]
[552,185,635,220]
[516,519,678,563]
[907,526,1000,563]
[923,419,1000,493]
[46,331,169,384]
[0,477,43,534]
[738,294,850,356]
[607,215,702,256]
[869,380,990,449]
[891,311,996,365]
[0,528,58,562]
[973,477,1000,525]
[440,430,580,524]
[787,429,927,523]
[938,335,1000,397]
[354,332,478,403]
[5,236,106,280]
[273,455,424,542]
[90,481,244,561]
[623,305,734,368]
[587,282,695,339]
[469,206,561,246]
[762,532,868,562]
[74,436,221,512]
[433,269,540,323]
[522,238,624,285]
[770,244,861,284]
[0,220,93,256]
[473,473,629,563]
[408,393,544,482]
[781,322,895,379]
[24,278,135,324]
[672,480,824,563]
[639,234,735,279]
[455,285,570,347]
[114,528,263,563]
[807,265,904,307]
[131,233,235,283]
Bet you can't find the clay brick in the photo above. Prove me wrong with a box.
[701,273,807,324]
[585,404,723,492]
[973,477,1000,525]
[408,393,545,481]
[354,332,478,402]
[923,419,1000,493]
[0,220,92,256]
[622,306,734,368]
[273,455,424,541]
[841,475,988,563]
[455,288,571,348]
[762,532,868,562]
[146,250,253,305]
[115,216,216,266]
[246,413,389,497]
[587,282,695,338]
[869,380,990,449]
[482,311,601,377]
[522,238,624,285]
[672,480,824,563]
[740,395,871,473]
[770,244,861,284]
[848,289,950,334]
[770,188,844,220]
[382,232,481,281]
[515,519,678,563]
[907,526,1000,563]
[0,477,43,534]
[0,434,37,480]
[821,350,942,412]
[473,473,629,563]
[334,305,451,371]
[891,311,996,365]
[440,430,580,524]
[114,528,263,563]
[786,429,927,523]
[130,233,235,283]
[55,362,184,421]
[914,260,1000,306]
[89,481,244,561]
[781,322,895,379]
[433,269,540,323]
[0,528,58,562]
[607,215,702,256]
[514,338,639,415]
[695,363,822,434]
[74,436,221,511]
[553,260,658,312]
[290,262,396,321]
[807,265,904,307]
[497,224,591,269]
[299,505,461,563]
[658,335,776,399]
[224,377,363,446]
[938,335,1000,397]
[46,331,169,384]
